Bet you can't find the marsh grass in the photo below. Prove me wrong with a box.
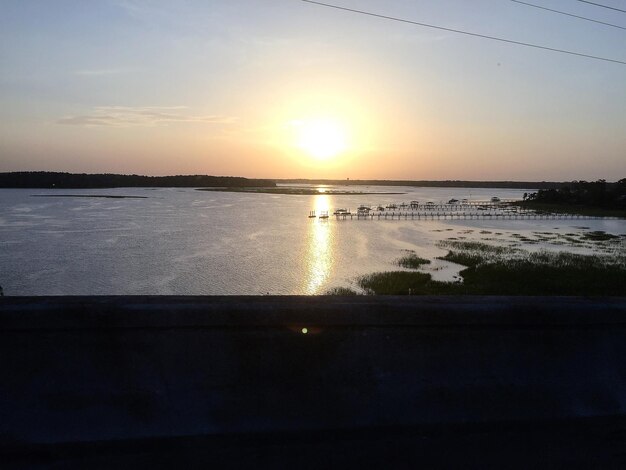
[324,287,359,296]
[396,251,431,269]
[439,240,515,255]
[582,230,619,241]
[357,240,626,296]
[359,271,458,295]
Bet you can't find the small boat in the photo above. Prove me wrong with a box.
[386,203,397,209]
[357,205,371,212]
[425,201,435,207]
[491,197,501,203]
[399,202,408,209]
[308,210,316,218]
[333,208,349,215]
[319,210,329,219]
[377,206,385,211]
[409,201,419,208]
[448,198,459,204]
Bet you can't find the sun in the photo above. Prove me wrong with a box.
[294,118,348,160]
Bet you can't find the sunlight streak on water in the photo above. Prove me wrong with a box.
[304,195,334,294]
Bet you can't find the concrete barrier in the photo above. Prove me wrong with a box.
[1,296,625,467]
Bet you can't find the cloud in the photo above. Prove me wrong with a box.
[57,106,236,127]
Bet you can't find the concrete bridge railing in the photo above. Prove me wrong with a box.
[1,295,625,467]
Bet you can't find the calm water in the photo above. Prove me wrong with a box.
[1,185,624,295]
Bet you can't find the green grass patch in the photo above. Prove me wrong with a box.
[324,287,359,295]
[582,231,619,241]
[396,252,431,269]
[457,255,626,295]
[439,240,514,254]
[359,271,460,295]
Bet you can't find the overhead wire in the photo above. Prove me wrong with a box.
[575,0,626,14]
[510,0,626,30]
[299,0,626,65]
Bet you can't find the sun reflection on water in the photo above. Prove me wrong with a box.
[304,195,334,294]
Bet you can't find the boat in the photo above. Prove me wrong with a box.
[448,198,459,204]
[357,205,371,212]
[333,208,349,215]
[377,206,385,211]
[491,197,501,203]
[319,210,329,219]
[308,210,316,218]
[386,203,397,209]
[409,201,419,209]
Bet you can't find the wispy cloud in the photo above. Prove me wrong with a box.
[57,106,236,127]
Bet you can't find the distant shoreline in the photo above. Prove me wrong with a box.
[0,172,276,189]
[280,179,582,190]
[196,187,405,195]
[30,194,148,199]
[1,172,622,191]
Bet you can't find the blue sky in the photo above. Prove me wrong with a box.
[1,0,624,180]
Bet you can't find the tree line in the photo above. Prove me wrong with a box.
[523,179,626,209]
[0,172,276,189]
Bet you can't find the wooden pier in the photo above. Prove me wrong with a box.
[331,211,615,221]
[309,202,622,221]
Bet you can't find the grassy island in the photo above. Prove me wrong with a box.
[196,187,405,195]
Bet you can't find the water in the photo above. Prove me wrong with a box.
[1,186,624,295]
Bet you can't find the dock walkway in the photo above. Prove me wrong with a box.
[332,211,617,221]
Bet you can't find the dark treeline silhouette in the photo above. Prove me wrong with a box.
[524,179,626,209]
[281,179,573,189]
[0,172,276,189]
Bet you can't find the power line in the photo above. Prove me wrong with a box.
[575,0,626,14]
[299,0,626,65]
[511,0,626,30]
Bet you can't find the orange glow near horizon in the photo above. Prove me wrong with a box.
[268,90,371,170]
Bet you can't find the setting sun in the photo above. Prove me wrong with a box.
[294,118,348,160]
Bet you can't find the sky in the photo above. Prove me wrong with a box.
[0,0,625,181]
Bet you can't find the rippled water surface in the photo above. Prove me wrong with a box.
[1,186,624,295]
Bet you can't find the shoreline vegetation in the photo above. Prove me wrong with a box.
[30,194,148,199]
[280,178,625,190]
[0,172,276,189]
[195,187,405,195]
[516,179,626,218]
[326,239,626,296]
[2,172,624,192]
[510,202,626,218]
